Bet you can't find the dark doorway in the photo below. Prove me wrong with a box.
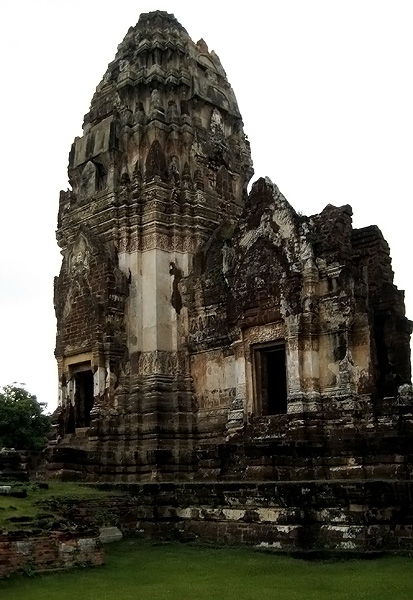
[74,369,94,427]
[255,344,287,415]
[66,403,76,434]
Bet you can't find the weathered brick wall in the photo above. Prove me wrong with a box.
[54,234,127,357]
[42,481,413,554]
[3,480,412,578]
[0,531,104,579]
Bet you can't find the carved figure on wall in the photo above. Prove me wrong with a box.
[79,161,97,197]
[210,108,224,132]
[150,88,163,113]
[180,91,189,115]
[170,262,183,314]
[134,101,145,125]
[396,383,413,406]
[168,155,180,185]
[69,236,90,277]
[145,140,168,181]
[167,99,179,121]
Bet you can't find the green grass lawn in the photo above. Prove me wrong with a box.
[1,540,412,600]
[0,482,115,531]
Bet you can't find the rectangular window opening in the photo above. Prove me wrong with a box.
[255,343,287,415]
[66,362,95,431]
[74,370,94,427]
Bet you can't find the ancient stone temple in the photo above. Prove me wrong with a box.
[49,11,412,491]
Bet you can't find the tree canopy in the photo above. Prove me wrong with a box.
[0,385,50,451]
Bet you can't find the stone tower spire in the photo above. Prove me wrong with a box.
[50,11,411,488]
[53,11,252,479]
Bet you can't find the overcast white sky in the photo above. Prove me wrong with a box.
[0,0,412,411]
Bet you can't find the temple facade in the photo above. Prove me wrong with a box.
[49,11,412,482]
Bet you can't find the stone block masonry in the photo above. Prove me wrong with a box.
[0,531,104,579]
[41,481,413,554]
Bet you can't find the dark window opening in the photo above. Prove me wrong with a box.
[94,161,107,191]
[255,344,287,415]
[66,403,76,434]
[64,362,95,433]
[333,330,347,362]
[74,370,94,427]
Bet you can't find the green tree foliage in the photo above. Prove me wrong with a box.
[0,385,50,451]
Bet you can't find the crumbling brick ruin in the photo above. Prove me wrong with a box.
[47,12,413,551]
